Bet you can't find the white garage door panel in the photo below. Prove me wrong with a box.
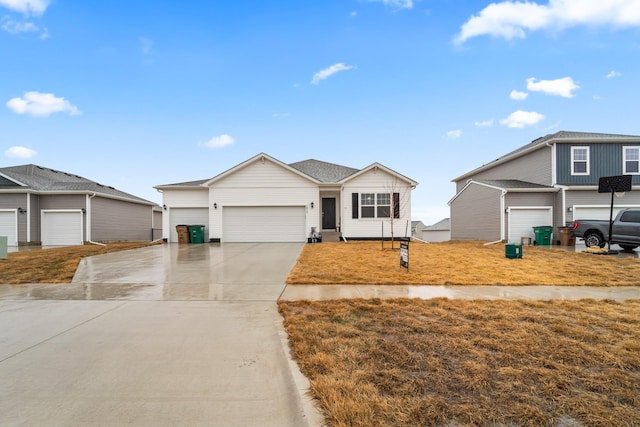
[0,211,18,246]
[42,211,83,246]
[223,206,306,242]
[169,208,209,242]
[508,208,553,243]
[574,207,627,221]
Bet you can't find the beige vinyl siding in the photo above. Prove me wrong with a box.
[90,196,153,242]
[208,159,318,241]
[0,193,27,243]
[342,169,413,239]
[450,183,502,241]
[455,147,553,192]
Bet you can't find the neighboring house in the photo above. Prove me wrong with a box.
[154,153,418,243]
[411,220,425,238]
[422,218,451,242]
[449,131,640,243]
[0,164,160,247]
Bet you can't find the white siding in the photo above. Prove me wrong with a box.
[208,158,318,241]
[342,168,413,239]
[161,188,209,240]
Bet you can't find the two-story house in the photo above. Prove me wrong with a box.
[449,131,640,243]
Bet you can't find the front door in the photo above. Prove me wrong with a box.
[322,198,336,230]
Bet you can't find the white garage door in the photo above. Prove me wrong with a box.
[169,208,209,242]
[573,206,629,222]
[508,207,553,243]
[42,210,83,246]
[223,206,306,242]
[0,210,18,246]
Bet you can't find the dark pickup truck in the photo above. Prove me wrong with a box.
[572,208,640,250]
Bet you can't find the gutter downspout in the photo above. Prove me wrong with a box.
[487,190,508,246]
[86,193,105,246]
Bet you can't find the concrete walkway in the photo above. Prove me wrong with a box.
[0,243,324,427]
[280,284,640,301]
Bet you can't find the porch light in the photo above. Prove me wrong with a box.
[214,203,217,209]
[310,202,314,209]
[17,207,26,214]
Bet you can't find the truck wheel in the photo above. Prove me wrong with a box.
[620,245,638,252]
[584,232,605,248]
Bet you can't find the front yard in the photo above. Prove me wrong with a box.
[287,240,640,286]
[282,240,640,426]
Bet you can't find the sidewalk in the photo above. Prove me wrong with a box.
[280,284,640,301]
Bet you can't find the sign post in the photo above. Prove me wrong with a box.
[598,175,632,254]
[400,241,409,271]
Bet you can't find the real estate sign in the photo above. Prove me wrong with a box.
[400,242,409,271]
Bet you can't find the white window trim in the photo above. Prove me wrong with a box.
[571,146,590,176]
[623,146,640,175]
[360,192,391,219]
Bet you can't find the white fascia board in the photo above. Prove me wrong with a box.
[202,152,321,186]
[341,162,418,188]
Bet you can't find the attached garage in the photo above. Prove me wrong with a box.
[508,207,553,243]
[0,210,18,246]
[573,206,631,222]
[42,210,83,246]
[169,208,209,243]
[223,206,306,242]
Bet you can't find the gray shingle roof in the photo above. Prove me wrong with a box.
[0,164,154,204]
[425,218,450,231]
[288,159,359,183]
[476,179,555,189]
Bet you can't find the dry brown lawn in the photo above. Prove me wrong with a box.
[0,242,159,284]
[279,298,640,427]
[287,240,640,286]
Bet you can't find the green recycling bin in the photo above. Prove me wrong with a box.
[532,226,553,246]
[188,225,205,244]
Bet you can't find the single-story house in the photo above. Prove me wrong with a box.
[411,220,425,238]
[0,164,161,247]
[421,218,451,242]
[154,153,418,243]
[449,131,640,243]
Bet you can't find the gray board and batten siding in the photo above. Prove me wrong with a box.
[556,143,640,186]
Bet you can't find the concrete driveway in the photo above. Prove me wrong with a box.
[0,243,322,427]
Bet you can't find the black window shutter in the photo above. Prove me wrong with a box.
[393,193,400,219]
[352,193,359,218]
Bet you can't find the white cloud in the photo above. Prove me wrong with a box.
[510,90,529,101]
[367,0,413,9]
[447,129,463,139]
[474,119,494,127]
[0,0,50,15]
[201,134,234,149]
[455,0,640,44]
[311,63,354,85]
[5,146,37,158]
[526,77,579,98]
[606,70,621,78]
[6,91,80,117]
[500,110,544,128]
[1,17,37,33]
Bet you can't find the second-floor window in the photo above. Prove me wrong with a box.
[571,146,590,175]
[623,146,640,175]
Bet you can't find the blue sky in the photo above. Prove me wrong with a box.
[2,0,640,225]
